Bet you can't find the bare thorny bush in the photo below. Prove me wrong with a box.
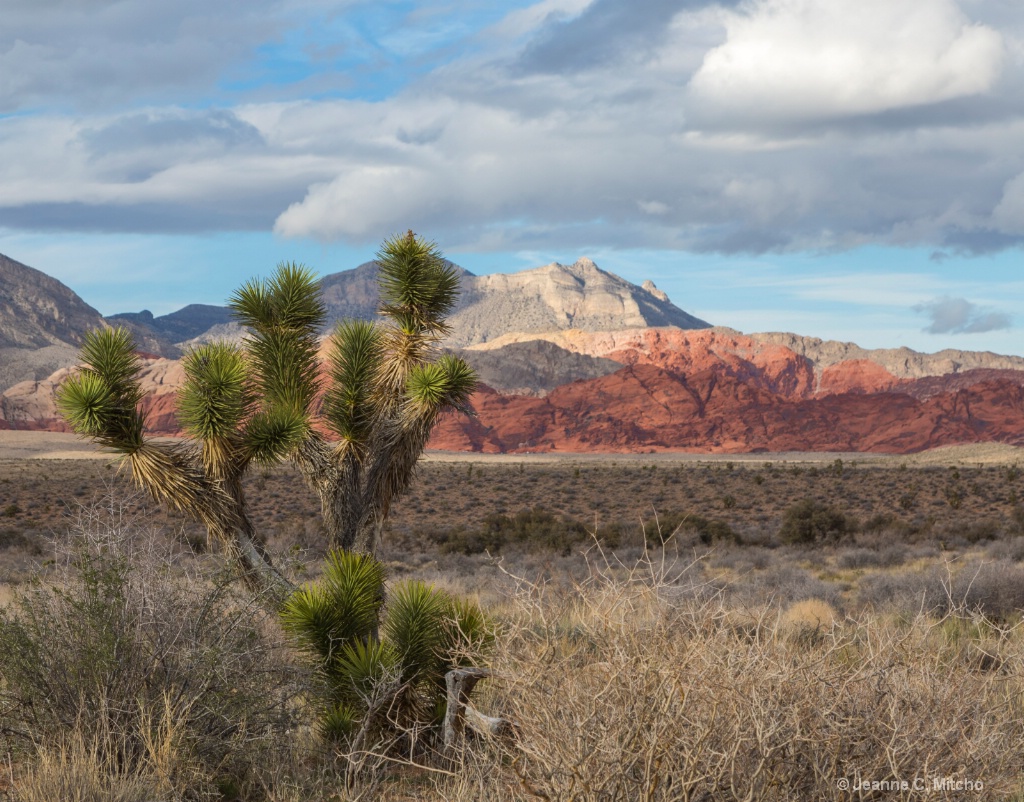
[0,489,309,801]
[409,539,1024,802]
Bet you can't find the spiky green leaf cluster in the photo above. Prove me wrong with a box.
[243,407,308,465]
[280,550,385,664]
[376,231,460,336]
[280,550,492,745]
[230,262,325,416]
[178,343,249,442]
[56,328,145,452]
[383,580,447,688]
[404,354,477,419]
[323,319,383,446]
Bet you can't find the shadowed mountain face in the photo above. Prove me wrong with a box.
[454,340,622,396]
[0,254,107,392]
[106,305,234,344]
[0,254,104,349]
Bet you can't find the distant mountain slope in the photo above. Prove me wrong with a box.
[123,256,704,349]
[0,253,107,391]
[317,257,707,346]
[0,254,105,349]
[107,304,234,344]
[447,258,708,346]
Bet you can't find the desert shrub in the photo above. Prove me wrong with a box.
[778,498,856,545]
[0,495,301,799]
[0,528,41,553]
[985,537,1024,562]
[710,545,775,573]
[857,568,944,614]
[280,550,492,754]
[859,512,912,537]
[779,598,838,647]
[836,544,907,570]
[1009,504,1024,535]
[963,517,1004,543]
[855,561,1024,619]
[431,507,589,555]
[727,562,844,609]
[639,511,739,547]
[946,561,1024,620]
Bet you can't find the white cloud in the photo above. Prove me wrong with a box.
[689,0,1005,122]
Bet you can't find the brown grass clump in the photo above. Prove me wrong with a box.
[780,597,838,629]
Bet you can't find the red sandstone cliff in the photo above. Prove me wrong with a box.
[5,333,1024,455]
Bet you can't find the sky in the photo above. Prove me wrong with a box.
[2,0,1024,354]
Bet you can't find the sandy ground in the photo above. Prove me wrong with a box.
[0,431,118,461]
[2,430,1023,467]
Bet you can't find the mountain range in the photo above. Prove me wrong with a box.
[2,251,1024,454]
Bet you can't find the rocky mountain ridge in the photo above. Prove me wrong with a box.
[4,250,1024,455]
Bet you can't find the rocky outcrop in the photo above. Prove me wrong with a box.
[466,328,818,399]
[8,328,1024,455]
[315,257,706,346]
[115,257,706,349]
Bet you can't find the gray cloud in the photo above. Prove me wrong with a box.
[80,111,264,153]
[514,0,731,74]
[915,296,1013,334]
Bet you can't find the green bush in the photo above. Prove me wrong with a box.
[280,550,492,749]
[779,499,856,545]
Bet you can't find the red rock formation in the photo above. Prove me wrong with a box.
[429,366,1024,454]
[7,330,1024,455]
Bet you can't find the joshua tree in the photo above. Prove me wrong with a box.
[253,231,477,554]
[57,232,476,600]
